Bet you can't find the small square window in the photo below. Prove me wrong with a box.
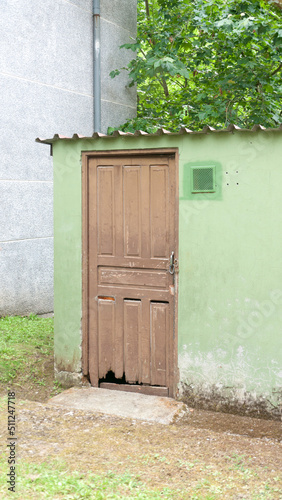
[191,166,216,193]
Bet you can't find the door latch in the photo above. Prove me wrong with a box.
[169,251,175,274]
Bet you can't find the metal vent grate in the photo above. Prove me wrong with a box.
[191,166,216,193]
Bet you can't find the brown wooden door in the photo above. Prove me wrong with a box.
[82,151,178,397]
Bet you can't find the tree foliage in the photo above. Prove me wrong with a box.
[110,0,282,132]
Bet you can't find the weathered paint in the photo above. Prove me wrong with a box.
[52,131,282,418]
[178,132,282,419]
[84,152,177,395]
[53,141,82,377]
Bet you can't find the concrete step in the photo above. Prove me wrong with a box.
[48,387,186,425]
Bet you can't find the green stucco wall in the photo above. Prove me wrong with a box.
[177,131,282,418]
[52,131,282,417]
[53,141,83,381]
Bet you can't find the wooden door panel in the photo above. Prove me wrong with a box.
[97,297,115,378]
[123,299,141,383]
[123,166,142,257]
[113,295,124,379]
[97,256,168,269]
[97,296,170,386]
[151,302,169,387]
[98,267,168,288]
[97,167,115,256]
[139,298,151,384]
[85,152,178,396]
[150,166,169,258]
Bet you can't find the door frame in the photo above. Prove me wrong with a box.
[81,148,179,397]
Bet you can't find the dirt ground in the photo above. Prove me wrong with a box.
[0,399,280,499]
[1,358,281,498]
[1,397,282,498]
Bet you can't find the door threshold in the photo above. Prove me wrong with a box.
[99,382,169,397]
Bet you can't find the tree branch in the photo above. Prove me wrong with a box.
[145,0,150,19]
[270,62,282,76]
[154,75,170,98]
[161,77,170,97]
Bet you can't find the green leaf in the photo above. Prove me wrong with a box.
[109,70,120,79]
[109,0,282,132]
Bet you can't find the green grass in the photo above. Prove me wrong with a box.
[0,459,190,500]
[0,455,279,500]
[0,317,280,499]
[0,315,53,384]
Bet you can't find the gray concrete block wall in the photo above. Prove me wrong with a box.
[0,0,136,316]
[100,0,137,129]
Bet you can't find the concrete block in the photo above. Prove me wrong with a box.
[101,99,136,132]
[48,387,187,424]
[101,19,137,110]
[101,0,137,34]
[54,370,87,389]
[62,0,92,11]
[0,74,93,180]
[0,0,93,94]
[0,181,53,241]
[0,0,137,316]
[0,238,54,316]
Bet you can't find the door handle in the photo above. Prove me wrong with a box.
[169,251,175,274]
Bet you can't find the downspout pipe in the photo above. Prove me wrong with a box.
[93,0,101,132]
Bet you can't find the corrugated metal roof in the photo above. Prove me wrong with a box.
[36,124,282,145]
